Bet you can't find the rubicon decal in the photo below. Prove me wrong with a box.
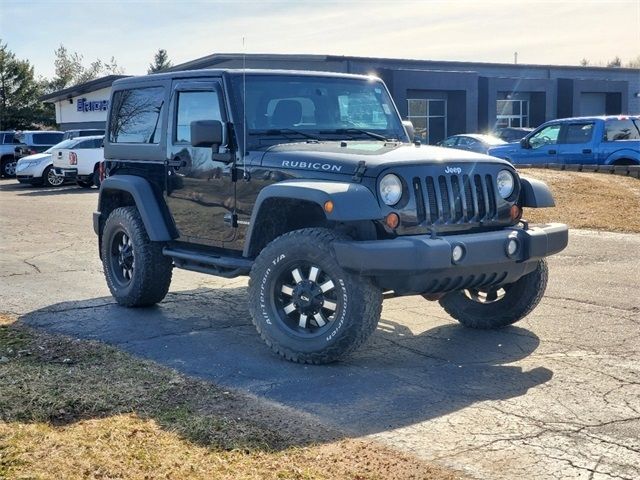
[282,160,342,172]
[445,166,462,174]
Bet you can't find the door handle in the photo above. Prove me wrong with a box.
[582,149,592,154]
[548,149,557,155]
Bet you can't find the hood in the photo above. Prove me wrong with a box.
[17,152,51,163]
[260,141,511,177]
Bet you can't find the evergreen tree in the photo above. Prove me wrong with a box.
[148,49,172,74]
[0,40,54,129]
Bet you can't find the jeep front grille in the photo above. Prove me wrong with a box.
[413,173,497,225]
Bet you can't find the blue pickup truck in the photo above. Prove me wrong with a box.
[488,115,640,166]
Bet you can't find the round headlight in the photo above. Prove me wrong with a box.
[379,174,403,206]
[496,169,515,199]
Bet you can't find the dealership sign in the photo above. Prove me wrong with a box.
[77,98,109,112]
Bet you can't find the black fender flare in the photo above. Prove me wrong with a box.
[96,175,175,241]
[519,176,555,208]
[243,180,383,257]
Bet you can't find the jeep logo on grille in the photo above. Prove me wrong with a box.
[445,166,462,174]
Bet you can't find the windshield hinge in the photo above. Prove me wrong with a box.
[352,161,367,183]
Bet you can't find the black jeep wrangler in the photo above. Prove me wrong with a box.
[94,69,568,364]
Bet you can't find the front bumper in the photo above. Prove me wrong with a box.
[333,223,568,295]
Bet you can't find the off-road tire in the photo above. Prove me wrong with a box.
[101,206,173,307]
[248,228,382,364]
[439,259,548,329]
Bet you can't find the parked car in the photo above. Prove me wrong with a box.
[52,135,104,188]
[62,129,105,140]
[494,127,534,143]
[439,134,506,154]
[15,137,93,187]
[488,116,640,165]
[0,131,21,177]
[13,131,64,162]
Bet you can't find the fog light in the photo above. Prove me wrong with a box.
[385,212,400,229]
[506,238,519,257]
[452,245,465,263]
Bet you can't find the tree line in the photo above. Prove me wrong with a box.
[0,41,172,130]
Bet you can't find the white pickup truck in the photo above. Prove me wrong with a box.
[52,135,104,188]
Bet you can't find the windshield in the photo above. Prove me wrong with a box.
[232,74,407,146]
[50,138,82,150]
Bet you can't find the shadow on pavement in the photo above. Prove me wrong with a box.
[20,286,552,435]
[0,182,92,195]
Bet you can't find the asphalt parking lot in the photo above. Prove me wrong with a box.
[1,179,639,480]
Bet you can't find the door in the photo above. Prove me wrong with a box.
[557,122,596,164]
[165,80,235,247]
[522,123,561,164]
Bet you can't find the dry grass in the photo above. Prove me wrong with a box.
[0,313,459,480]
[520,169,640,233]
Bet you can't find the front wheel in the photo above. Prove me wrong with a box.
[2,159,17,177]
[438,260,548,329]
[42,166,64,187]
[248,228,382,364]
[101,206,173,307]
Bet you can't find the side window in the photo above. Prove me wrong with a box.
[458,137,478,147]
[109,86,165,144]
[94,138,104,148]
[529,124,561,149]
[75,139,94,149]
[441,137,457,146]
[604,119,640,141]
[175,90,222,144]
[563,123,594,144]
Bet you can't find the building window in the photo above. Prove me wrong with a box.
[407,99,447,144]
[496,99,529,128]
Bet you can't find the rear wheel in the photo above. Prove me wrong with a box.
[92,167,101,188]
[438,260,548,329]
[248,228,382,364]
[42,166,64,187]
[101,206,173,307]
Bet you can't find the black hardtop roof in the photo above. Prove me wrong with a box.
[111,69,379,88]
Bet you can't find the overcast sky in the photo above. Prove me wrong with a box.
[1,0,639,79]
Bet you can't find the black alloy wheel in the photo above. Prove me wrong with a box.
[109,229,135,286]
[273,262,341,337]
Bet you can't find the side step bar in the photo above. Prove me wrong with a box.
[162,247,253,279]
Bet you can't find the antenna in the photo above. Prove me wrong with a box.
[242,36,247,179]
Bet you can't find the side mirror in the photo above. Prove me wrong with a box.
[402,120,415,142]
[191,120,223,148]
[520,137,530,149]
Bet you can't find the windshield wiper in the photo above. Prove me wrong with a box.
[323,128,390,142]
[257,129,321,141]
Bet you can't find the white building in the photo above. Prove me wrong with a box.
[41,75,127,131]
